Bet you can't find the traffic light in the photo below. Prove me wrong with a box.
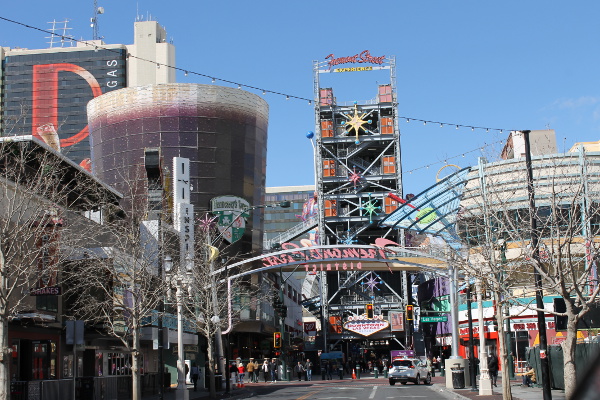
[366,303,374,318]
[406,304,414,320]
[274,332,282,348]
[280,305,288,318]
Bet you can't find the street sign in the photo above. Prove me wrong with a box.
[421,316,448,323]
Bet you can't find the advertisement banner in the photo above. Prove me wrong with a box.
[343,317,389,336]
[389,311,404,332]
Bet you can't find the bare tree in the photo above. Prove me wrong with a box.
[0,137,116,400]
[177,217,260,399]
[64,164,169,400]
[457,151,600,400]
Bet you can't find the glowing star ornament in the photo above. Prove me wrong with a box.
[342,103,371,144]
[198,214,217,232]
[362,272,383,292]
[348,167,362,188]
[361,193,381,223]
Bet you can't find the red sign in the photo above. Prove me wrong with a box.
[304,322,316,333]
[325,50,386,70]
[32,63,103,147]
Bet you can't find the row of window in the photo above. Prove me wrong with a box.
[457,205,600,245]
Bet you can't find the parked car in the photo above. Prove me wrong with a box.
[388,358,431,385]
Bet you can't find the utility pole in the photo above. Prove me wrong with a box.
[522,130,552,400]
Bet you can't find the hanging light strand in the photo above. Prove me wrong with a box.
[403,139,505,175]
[0,16,517,133]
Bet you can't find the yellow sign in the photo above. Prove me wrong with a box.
[333,66,373,73]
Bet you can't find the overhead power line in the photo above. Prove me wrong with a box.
[0,15,518,135]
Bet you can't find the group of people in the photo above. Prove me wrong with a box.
[293,359,314,381]
[228,358,262,384]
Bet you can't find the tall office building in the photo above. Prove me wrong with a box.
[0,20,175,166]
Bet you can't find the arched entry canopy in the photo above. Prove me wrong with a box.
[217,243,450,335]
[213,243,449,276]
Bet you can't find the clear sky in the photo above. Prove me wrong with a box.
[1,1,598,195]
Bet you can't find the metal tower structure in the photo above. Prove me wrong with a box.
[312,55,402,247]
[311,54,408,353]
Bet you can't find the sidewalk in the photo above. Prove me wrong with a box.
[430,374,566,400]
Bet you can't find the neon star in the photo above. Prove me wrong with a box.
[348,167,362,187]
[361,193,381,223]
[198,214,217,232]
[362,273,382,291]
[343,103,370,144]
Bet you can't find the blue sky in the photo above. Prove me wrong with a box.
[1,1,598,195]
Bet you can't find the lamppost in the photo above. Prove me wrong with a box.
[164,254,192,400]
[158,253,172,400]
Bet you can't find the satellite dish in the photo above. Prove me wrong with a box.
[97,7,105,14]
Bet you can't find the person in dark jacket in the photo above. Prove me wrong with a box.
[295,361,305,381]
[487,353,499,387]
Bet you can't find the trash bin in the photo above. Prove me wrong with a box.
[451,365,465,389]
[205,374,222,390]
[77,377,94,400]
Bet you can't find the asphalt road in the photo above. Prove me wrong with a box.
[242,379,449,400]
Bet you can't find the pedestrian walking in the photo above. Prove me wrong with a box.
[295,361,305,381]
[190,362,200,392]
[262,360,270,382]
[247,358,257,383]
[304,359,313,381]
[487,353,498,387]
[269,358,278,382]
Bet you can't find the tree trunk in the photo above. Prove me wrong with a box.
[562,317,578,400]
[495,300,513,400]
[207,339,216,399]
[131,329,141,400]
[0,314,8,400]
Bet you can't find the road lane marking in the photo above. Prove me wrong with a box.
[297,388,327,400]
[368,385,378,399]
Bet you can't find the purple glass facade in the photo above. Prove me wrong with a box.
[87,83,269,254]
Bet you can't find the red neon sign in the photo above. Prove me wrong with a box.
[325,50,386,70]
[32,63,103,148]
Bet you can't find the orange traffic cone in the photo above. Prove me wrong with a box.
[352,369,357,379]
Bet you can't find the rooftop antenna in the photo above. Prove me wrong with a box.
[46,20,72,48]
[91,0,105,40]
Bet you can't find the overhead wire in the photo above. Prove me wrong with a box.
[0,15,517,134]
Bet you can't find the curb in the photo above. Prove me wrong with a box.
[431,383,473,400]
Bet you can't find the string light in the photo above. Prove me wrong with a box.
[0,16,521,129]
[399,116,513,135]
[403,139,505,175]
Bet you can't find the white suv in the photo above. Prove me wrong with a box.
[388,359,431,385]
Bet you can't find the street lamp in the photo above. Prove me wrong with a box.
[163,253,190,400]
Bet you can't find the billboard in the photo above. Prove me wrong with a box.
[2,48,127,166]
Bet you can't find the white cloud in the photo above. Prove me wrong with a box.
[552,96,600,110]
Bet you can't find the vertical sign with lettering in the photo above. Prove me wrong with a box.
[173,157,194,272]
